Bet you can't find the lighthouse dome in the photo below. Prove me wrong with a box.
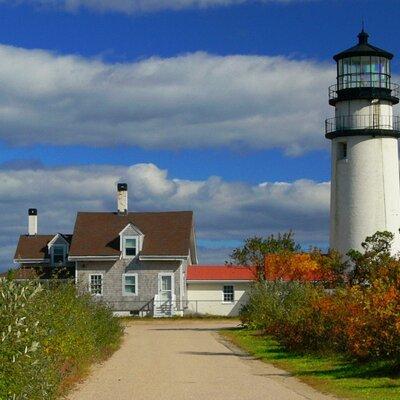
[328,30,399,108]
[334,29,393,61]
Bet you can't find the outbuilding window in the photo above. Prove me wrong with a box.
[223,285,234,303]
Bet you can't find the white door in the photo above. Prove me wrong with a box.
[159,274,173,303]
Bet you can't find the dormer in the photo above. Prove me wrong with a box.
[119,224,144,259]
[47,234,70,267]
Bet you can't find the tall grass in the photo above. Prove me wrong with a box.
[0,278,123,400]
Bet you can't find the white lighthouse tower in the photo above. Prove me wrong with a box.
[327,30,400,256]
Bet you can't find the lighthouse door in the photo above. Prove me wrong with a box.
[372,102,380,129]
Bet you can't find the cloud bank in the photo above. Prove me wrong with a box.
[2,0,316,14]
[0,44,333,155]
[0,162,330,270]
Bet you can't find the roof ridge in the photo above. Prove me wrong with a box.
[77,210,193,214]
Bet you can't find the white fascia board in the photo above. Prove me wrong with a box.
[47,233,69,249]
[187,280,254,283]
[68,255,119,261]
[13,259,50,264]
[139,255,188,261]
[190,225,199,265]
[119,223,144,237]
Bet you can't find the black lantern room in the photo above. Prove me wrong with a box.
[329,30,399,106]
[326,30,400,140]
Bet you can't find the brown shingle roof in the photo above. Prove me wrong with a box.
[14,234,72,261]
[69,211,193,258]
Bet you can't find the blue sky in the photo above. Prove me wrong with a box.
[1,0,399,270]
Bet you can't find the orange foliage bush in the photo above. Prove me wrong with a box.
[264,250,344,286]
[335,279,400,359]
[265,253,319,281]
[242,233,400,361]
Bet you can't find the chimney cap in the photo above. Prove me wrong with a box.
[28,208,37,216]
[117,183,128,191]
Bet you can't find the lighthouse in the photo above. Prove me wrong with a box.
[326,30,400,256]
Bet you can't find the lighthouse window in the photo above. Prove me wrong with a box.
[338,55,391,90]
[338,142,347,160]
[350,57,361,75]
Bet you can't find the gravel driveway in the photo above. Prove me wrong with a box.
[67,320,339,400]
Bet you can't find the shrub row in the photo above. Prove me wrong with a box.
[241,232,400,361]
[0,279,123,400]
[241,280,400,360]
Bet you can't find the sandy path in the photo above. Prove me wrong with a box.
[67,320,339,400]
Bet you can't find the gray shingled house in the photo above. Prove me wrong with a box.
[14,183,198,317]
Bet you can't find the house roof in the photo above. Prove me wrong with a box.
[187,265,256,281]
[14,234,72,261]
[69,211,194,258]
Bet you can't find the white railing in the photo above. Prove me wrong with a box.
[153,294,176,317]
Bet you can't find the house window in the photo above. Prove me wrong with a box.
[123,273,138,295]
[89,274,103,295]
[223,285,234,303]
[124,237,137,257]
[52,245,65,266]
[338,142,347,160]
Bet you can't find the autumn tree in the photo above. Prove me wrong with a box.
[229,231,300,280]
[347,231,395,286]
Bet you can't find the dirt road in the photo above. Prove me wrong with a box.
[67,320,339,400]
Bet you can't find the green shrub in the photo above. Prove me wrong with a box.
[241,281,327,352]
[0,278,123,400]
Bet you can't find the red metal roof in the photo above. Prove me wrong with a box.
[187,265,256,281]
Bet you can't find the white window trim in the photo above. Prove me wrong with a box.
[122,272,138,296]
[158,272,175,297]
[89,273,104,296]
[122,236,138,259]
[222,284,235,304]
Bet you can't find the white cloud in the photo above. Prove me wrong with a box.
[2,0,317,14]
[0,44,334,155]
[0,162,330,271]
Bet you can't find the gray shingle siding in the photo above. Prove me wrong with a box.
[76,258,184,312]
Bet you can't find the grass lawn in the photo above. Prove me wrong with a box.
[221,328,400,400]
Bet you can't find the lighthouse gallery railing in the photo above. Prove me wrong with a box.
[329,81,400,102]
[325,114,400,135]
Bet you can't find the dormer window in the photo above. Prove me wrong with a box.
[124,237,137,257]
[47,234,69,267]
[51,244,66,266]
[119,223,144,259]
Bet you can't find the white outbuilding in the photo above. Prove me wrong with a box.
[186,265,255,316]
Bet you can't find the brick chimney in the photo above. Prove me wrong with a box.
[28,208,37,236]
[117,183,128,215]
